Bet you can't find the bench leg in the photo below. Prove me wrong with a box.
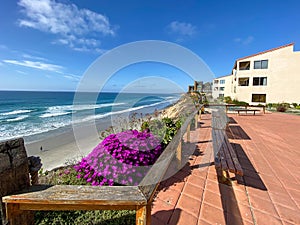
[136,205,151,225]
[5,203,34,225]
[216,169,232,185]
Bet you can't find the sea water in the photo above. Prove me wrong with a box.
[0,91,180,142]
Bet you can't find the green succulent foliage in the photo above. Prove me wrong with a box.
[35,210,135,225]
[224,96,249,106]
[141,117,182,146]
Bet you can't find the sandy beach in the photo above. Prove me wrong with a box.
[25,120,112,171]
[24,94,192,171]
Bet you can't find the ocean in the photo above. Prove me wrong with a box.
[0,91,180,143]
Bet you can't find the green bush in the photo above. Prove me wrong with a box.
[35,210,135,225]
[141,117,182,146]
[276,103,289,112]
[232,99,249,106]
[224,96,232,104]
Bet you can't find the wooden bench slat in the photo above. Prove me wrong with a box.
[3,185,147,206]
[213,130,228,171]
[221,137,236,174]
[223,137,243,175]
[223,136,238,173]
[236,109,260,115]
[215,130,234,172]
[212,129,221,168]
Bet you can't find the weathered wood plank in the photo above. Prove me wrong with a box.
[3,185,146,206]
[216,130,236,173]
[136,205,151,225]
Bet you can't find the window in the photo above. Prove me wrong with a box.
[239,61,250,70]
[214,87,219,91]
[254,60,268,69]
[252,94,266,103]
[253,77,267,86]
[220,87,225,91]
[220,79,225,84]
[214,80,219,84]
[219,94,224,98]
[238,77,249,86]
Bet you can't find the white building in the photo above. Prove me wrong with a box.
[213,43,300,104]
[212,75,232,99]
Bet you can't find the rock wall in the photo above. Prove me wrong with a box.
[0,138,33,225]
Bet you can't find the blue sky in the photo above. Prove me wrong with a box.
[0,0,299,92]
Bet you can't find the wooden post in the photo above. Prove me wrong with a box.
[136,205,151,225]
[194,113,198,129]
[5,203,23,225]
[176,140,182,169]
[186,124,191,143]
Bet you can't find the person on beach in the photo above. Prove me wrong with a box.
[40,146,43,151]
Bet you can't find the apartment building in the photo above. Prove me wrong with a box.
[212,74,232,99]
[212,43,300,104]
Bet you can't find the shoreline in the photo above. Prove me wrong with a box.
[24,97,187,171]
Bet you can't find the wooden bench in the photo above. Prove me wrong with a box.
[236,109,260,115]
[211,109,243,184]
[3,185,148,225]
[225,104,266,114]
[2,108,200,225]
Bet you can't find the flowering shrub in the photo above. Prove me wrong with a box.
[74,130,162,186]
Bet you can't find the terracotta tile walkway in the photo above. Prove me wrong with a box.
[151,112,300,225]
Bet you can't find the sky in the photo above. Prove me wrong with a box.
[0,0,300,93]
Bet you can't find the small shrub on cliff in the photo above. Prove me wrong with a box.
[141,117,181,146]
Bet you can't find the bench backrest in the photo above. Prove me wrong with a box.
[0,138,33,225]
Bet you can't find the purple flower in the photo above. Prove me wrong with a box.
[74,129,163,186]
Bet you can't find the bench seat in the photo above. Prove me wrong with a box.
[3,185,147,210]
[236,109,260,115]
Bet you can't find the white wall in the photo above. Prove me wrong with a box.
[231,45,300,104]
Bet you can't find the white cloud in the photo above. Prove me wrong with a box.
[3,59,63,72]
[63,74,81,81]
[18,0,116,53]
[22,53,48,61]
[167,21,197,39]
[16,70,28,75]
[234,36,254,45]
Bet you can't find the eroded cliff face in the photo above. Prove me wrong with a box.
[0,138,33,225]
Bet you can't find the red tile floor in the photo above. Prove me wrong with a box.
[151,111,300,225]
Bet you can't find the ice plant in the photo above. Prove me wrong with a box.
[74,130,162,186]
